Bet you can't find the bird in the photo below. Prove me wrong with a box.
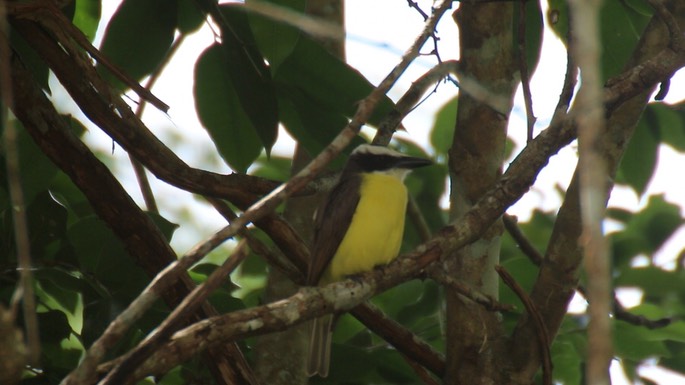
[306,143,432,377]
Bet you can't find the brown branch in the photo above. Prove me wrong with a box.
[503,214,544,266]
[351,302,446,377]
[129,34,187,213]
[111,73,586,379]
[647,0,685,51]
[496,266,552,385]
[429,267,514,312]
[10,15,280,200]
[373,60,459,146]
[101,242,251,385]
[400,353,442,385]
[5,37,252,385]
[508,2,685,382]
[574,286,674,330]
[7,1,169,112]
[549,19,577,126]
[208,197,304,282]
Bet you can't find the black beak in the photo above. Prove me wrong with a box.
[395,156,432,169]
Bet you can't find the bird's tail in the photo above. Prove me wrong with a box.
[306,314,333,377]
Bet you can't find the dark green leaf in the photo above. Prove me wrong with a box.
[67,216,150,300]
[218,5,278,152]
[24,191,68,262]
[177,0,205,33]
[274,34,395,129]
[194,43,263,172]
[97,0,176,88]
[38,310,73,343]
[616,108,659,195]
[277,89,348,159]
[0,120,58,205]
[10,27,51,92]
[499,256,539,309]
[147,212,179,242]
[247,0,305,71]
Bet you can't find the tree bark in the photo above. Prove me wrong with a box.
[444,3,519,384]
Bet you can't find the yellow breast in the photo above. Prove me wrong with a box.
[324,173,408,282]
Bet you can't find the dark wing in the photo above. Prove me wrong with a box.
[306,174,361,285]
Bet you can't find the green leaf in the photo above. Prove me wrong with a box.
[600,1,649,80]
[611,195,683,266]
[547,0,569,42]
[274,34,395,129]
[247,0,305,72]
[616,108,659,195]
[652,102,685,152]
[0,120,58,205]
[26,191,69,262]
[430,96,457,156]
[277,89,347,157]
[177,0,205,33]
[615,320,671,361]
[499,256,539,311]
[10,27,51,92]
[194,43,263,172]
[71,0,102,41]
[551,340,582,385]
[218,5,278,153]
[34,267,85,313]
[147,212,179,242]
[513,0,544,76]
[615,266,685,298]
[67,216,150,301]
[97,0,176,88]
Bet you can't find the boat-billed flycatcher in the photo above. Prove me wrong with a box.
[306,144,432,377]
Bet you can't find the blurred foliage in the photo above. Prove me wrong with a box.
[2,0,685,384]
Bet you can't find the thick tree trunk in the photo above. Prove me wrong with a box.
[444,3,519,384]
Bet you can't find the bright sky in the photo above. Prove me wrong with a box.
[49,1,685,383]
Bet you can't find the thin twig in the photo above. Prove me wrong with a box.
[207,197,303,282]
[646,0,684,51]
[0,3,40,366]
[503,214,544,266]
[352,301,446,377]
[7,2,169,112]
[100,241,250,385]
[429,267,514,312]
[407,197,433,243]
[238,0,344,42]
[61,218,248,385]
[517,0,537,142]
[550,18,577,127]
[496,265,552,385]
[574,286,673,329]
[195,0,455,278]
[129,34,187,213]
